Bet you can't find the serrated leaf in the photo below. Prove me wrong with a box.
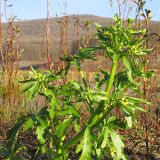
[35,117,49,144]
[36,126,46,144]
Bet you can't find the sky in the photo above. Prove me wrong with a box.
[1,0,160,22]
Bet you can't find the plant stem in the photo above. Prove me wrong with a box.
[106,61,117,94]
[61,61,118,152]
[61,105,114,152]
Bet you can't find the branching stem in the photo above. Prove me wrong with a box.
[61,60,118,153]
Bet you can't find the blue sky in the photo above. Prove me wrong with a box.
[2,0,159,22]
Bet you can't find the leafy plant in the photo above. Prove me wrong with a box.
[4,15,153,160]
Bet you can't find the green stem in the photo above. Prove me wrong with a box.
[61,61,118,152]
[61,105,114,152]
[105,61,117,94]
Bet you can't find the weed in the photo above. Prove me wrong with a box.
[5,15,153,160]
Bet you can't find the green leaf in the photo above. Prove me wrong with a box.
[74,119,80,132]
[43,89,61,110]
[95,70,110,88]
[113,14,119,22]
[19,78,36,83]
[107,116,127,130]
[76,140,83,154]
[128,18,134,23]
[70,81,81,90]
[35,117,49,144]
[66,105,80,118]
[40,145,47,154]
[36,126,45,144]
[48,106,55,119]
[91,93,108,102]
[122,56,134,82]
[6,115,30,158]
[126,96,151,105]
[107,116,117,123]
[107,47,115,55]
[43,89,55,97]
[77,47,98,60]
[133,105,146,112]
[56,118,73,138]
[110,129,125,159]
[36,126,46,144]
[50,96,61,110]
[30,66,37,76]
[28,83,40,100]
[7,115,29,145]
[79,127,92,160]
[125,116,132,128]
[101,126,109,148]
[23,117,34,131]
[142,70,155,78]
[20,83,33,93]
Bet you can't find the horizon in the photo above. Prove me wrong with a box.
[2,14,160,24]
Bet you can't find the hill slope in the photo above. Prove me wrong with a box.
[2,15,111,62]
[1,15,160,63]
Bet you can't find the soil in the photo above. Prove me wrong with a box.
[0,122,159,160]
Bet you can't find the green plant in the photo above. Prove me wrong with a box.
[4,15,153,160]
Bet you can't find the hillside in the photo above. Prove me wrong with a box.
[1,14,160,64]
[1,15,111,62]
